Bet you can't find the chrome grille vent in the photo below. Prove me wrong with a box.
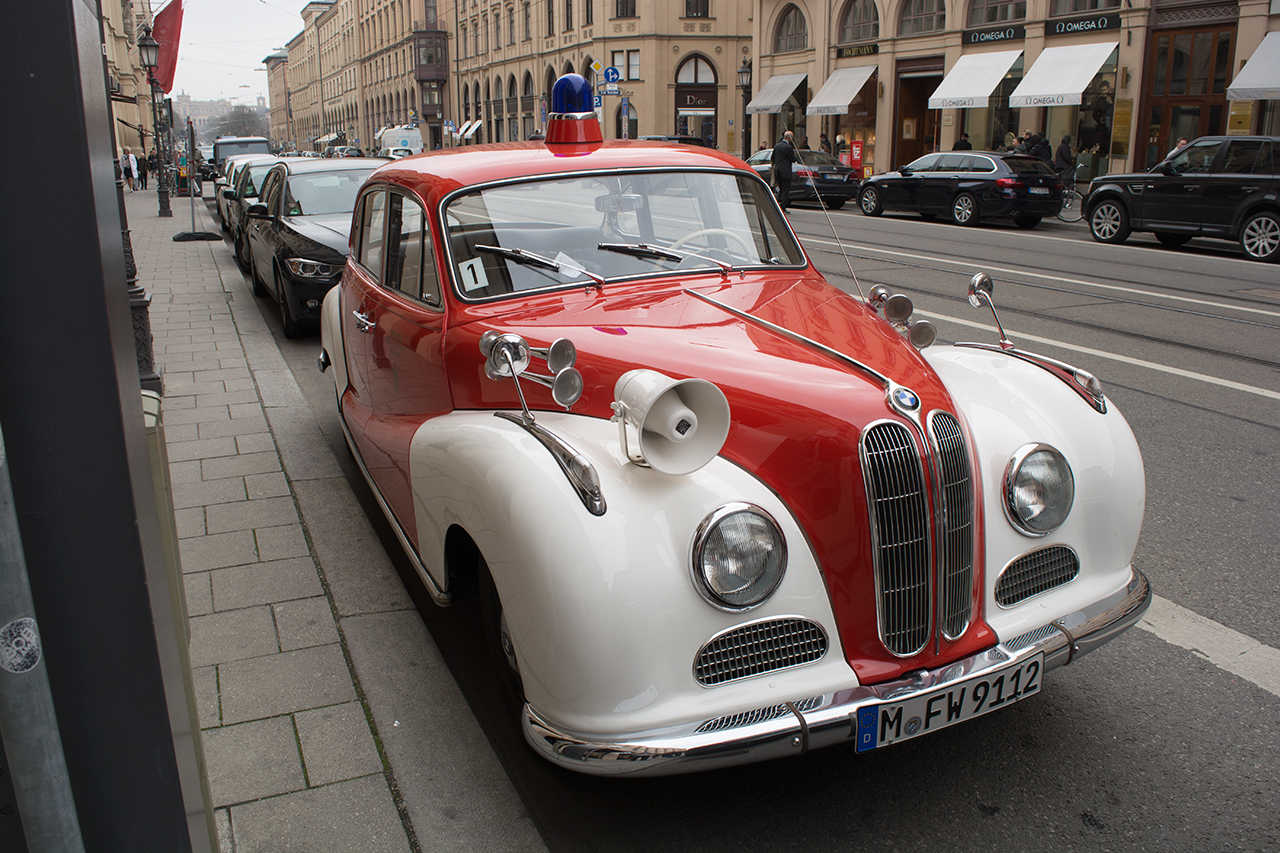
[696,696,823,733]
[996,545,1080,606]
[693,618,828,686]
[930,413,974,640]
[861,422,932,656]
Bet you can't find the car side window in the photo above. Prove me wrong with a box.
[1257,141,1276,175]
[1168,140,1221,174]
[383,193,442,307]
[935,154,969,171]
[971,156,996,173]
[260,171,282,214]
[357,190,387,282]
[905,154,940,172]
[1221,140,1263,174]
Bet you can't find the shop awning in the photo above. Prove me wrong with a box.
[1009,42,1118,108]
[455,120,475,138]
[747,73,807,114]
[807,66,878,115]
[927,50,1022,109]
[463,121,481,140]
[1227,31,1280,100]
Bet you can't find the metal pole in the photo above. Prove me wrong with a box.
[0,424,87,853]
[149,76,172,217]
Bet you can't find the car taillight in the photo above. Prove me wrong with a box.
[795,169,817,179]
[996,177,1024,189]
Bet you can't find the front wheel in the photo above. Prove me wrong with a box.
[951,192,979,226]
[276,270,301,338]
[1088,199,1131,244]
[859,186,882,216]
[479,555,527,730]
[1239,211,1280,261]
[1057,191,1084,222]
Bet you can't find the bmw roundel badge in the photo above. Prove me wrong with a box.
[890,386,920,414]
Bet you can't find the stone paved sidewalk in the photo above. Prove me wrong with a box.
[125,187,544,853]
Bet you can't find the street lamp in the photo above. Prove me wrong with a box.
[738,59,753,159]
[137,26,172,217]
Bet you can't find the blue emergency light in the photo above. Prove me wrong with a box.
[546,73,603,145]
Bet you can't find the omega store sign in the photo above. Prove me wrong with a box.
[962,25,1025,45]
[1046,13,1121,36]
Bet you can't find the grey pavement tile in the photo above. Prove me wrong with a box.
[236,432,278,455]
[292,479,413,616]
[255,524,310,561]
[166,379,238,398]
[168,460,203,485]
[164,341,220,354]
[185,572,214,616]
[205,495,299,535]
[295,702,383,787]
[218,644,355,725]
[193,665,221,729]
[189,606,279,668]
[172,476,248,510]
[229,402,266,420]
[195,389,261,409]
[175,506,206,539]
[246,472,291,500]
[216,809,233,853]
[198,414,270,440]
[162,405,230,426]
[202,451,281,481]
[265,406,344,481]
[163,423,199,444]
[203,716,305,806]
[160,394,197,410]
[274,597,339,652]
[211,557,323,611]
[191,366,252,383]
[179,529,259,573]
[255,369,310,408]
[227,775,410,853]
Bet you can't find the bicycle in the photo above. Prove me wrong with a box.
[1056,163,1087,222]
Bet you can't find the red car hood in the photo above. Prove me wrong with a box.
[446,272,996,683]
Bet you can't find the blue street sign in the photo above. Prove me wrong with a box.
[603,66,621,84]
[594,94,602,109]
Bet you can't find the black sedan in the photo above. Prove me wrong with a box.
[225,159,282,273]
[1084,136,1280,261]
[858,151,1061,227]
[747,149,861,209]
[244,158,384,337]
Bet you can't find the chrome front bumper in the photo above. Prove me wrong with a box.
[523,568,1150,777]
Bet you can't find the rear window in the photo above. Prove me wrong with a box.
[799,151,843,167]
[1003,157,1057,176]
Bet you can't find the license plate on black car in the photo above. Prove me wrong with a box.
[1029,187,1049,194]
[853,653,1043,751]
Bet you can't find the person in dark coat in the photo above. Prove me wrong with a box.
[952,132,972,151]
[1029,132,1053,163]
[137,149,149,189]
[819,133,832,154]
[771,130,799,211]
[1054,135,1075,186]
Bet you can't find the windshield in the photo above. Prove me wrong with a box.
[284,169,376,216]
[445,170,804,300]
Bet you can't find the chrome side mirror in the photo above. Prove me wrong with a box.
[967,272,1012,349]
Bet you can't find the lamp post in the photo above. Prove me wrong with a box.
[738,59,753,159]
[137,26,172,217]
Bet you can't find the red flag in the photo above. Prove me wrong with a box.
[152,0,184,94]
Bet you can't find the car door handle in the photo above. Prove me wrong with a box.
[352,310,374,332]
[1243,186,1260,192]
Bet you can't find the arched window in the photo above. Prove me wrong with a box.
[463,86,471,120]
[524,71,535,96]
[460,23,467,57]
[968,0,1024,25]
[774,5,807,53]
[899,0,945,35]
[839,0,880,42]
[677,56,716,83]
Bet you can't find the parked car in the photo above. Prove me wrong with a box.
[215,154,276,230]
[1084,135,1280,261]
[747,148,861,209]
[212,136,271,173]
[858,151,1062,227]
[224,158,282,273]
[243,157,384,336]
[639,135,708,146]
[378,147,416,159]
[316,76,1151,777]
[197,144,216,180]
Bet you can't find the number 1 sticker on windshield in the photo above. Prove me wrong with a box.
[459,257,490,292]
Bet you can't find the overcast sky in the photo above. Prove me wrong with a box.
[166,0,313,104]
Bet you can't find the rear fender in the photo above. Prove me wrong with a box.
[320,284,348,400]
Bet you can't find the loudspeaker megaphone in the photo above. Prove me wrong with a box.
[613,369,731,476]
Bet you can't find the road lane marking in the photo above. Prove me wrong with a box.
[804,236,1280,321]
[918,310,1280,401]
[1138,595,1280,699]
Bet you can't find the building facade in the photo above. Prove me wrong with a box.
[104,0,155,157]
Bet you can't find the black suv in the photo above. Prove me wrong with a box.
[1085,136,1280,261]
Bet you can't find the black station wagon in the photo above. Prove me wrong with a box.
[1084,136,1280,261]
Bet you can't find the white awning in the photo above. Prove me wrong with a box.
[746,73,807,114]
[928,50,1022,109]
[463,120,481,140]
[1009,42,1118,108]
[807,66,878,115]
[1228,31,1280,100]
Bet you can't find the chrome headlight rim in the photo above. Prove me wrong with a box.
[1002,443,1075,537]
[690,502,788,613]
[285,257,342,279]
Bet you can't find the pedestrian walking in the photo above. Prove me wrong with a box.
[952,132,972,151]
[1029,132,1053,164]
[137,150,149,189]
[819,133,832,154]
[122,147,138,191]
[1054,135,1075,187]
[771,130,799,211]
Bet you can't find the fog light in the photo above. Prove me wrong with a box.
[305,299,320,309]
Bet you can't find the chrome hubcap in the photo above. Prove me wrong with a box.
[1092,205,1120,239]
[1243,217,1280,258]
[861,191,877,213]
[954,198,973,222]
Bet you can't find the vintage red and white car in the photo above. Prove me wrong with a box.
[320,76,1150,777]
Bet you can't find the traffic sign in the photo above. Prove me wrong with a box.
[603,66,621,84]
[591,59,603,75]
[594,94,603,109]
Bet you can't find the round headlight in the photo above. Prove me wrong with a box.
[1003,444,1074,536]
[691,504,787,611]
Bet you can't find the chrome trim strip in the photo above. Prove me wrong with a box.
[953,342,1107,413]
[338,414,451,606]
[522,568,1149,777]
[494,412,606,515]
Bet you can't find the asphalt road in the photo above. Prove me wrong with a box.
[242,202,1280,853]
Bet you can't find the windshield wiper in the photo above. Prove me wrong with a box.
[475,244,605,289]
[598,241,738,280]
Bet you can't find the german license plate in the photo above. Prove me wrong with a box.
[1029,187,1050,195]
[853,653,1042,751]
